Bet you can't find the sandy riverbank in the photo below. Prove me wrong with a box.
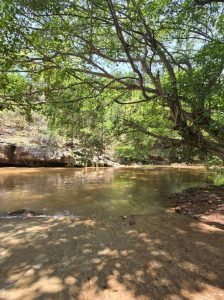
[0,213,223,300]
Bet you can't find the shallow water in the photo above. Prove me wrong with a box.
[0,167,213,217]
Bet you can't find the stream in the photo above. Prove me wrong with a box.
[0,166,215,217]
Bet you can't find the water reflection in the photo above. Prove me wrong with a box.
[0,167,212,217]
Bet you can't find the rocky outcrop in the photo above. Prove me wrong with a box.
[0,142,117,167]
[0,142,72,167]
[0,111,117,167]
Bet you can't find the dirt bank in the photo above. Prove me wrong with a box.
[170,185,224,230]
[0,213,223,300]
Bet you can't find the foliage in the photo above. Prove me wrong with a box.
[0,0,224,161]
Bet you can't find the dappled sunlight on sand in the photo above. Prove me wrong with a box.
[0,213,223,300]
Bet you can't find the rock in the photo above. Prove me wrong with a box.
[216,196,222,200]
[0,138,109,168]
[129,218,135,225]
[0,111,117,167]
[100,155,111,161]
[104,160,114,167]
[8,209,26,216]
[183,211,190,215]
[73,150,83,156]
[193,214,201,220]
[175,206,182,213]
[209,194,217,199]
[8,209,43,217]
[26,210,43,217]
[208,200,213,204]
[98,160,105,167]
[128,215,135,225]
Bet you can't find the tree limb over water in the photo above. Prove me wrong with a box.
[0,0,224,159]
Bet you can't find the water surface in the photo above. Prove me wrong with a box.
[0,167,213,217]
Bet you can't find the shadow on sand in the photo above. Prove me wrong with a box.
[0,213,223,300]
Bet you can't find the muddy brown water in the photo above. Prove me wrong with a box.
[0,166,213,217]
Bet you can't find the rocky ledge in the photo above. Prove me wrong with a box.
[0,111,117,167]
[169,185,224,230]
[0,142,117,167]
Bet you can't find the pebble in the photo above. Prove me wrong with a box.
[175,207,182,213]
[193,215,201,220]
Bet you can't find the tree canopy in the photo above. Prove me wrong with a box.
[0,0,224,160]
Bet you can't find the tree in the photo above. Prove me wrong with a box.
[0,0,224,159]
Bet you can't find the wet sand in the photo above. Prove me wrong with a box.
[0,213,223,300]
